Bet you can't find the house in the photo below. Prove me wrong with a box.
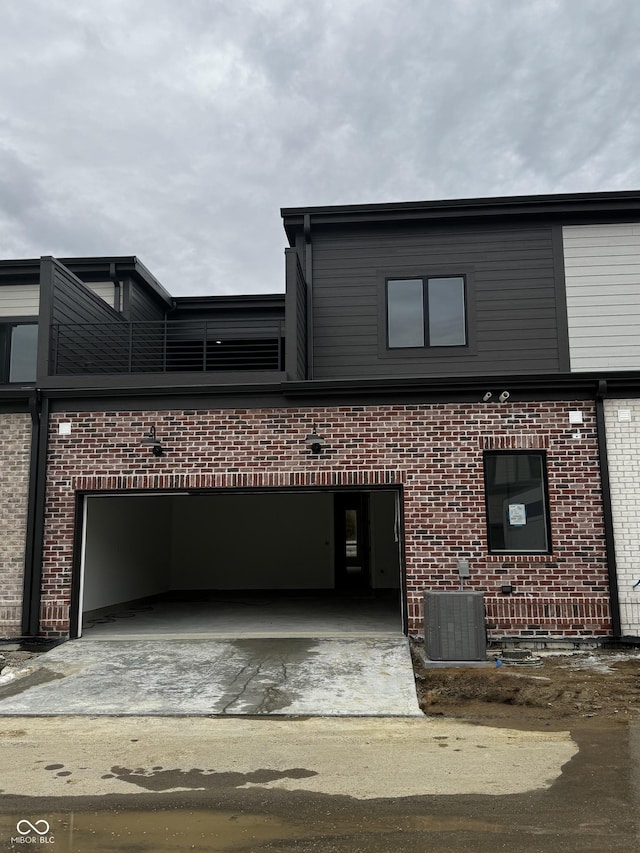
[2,190,640,644]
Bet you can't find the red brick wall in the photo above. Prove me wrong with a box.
[41,401,611,639]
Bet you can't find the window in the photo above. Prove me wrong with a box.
[386,276,466,349]
[484,452,551,553]
[0,322,37,383]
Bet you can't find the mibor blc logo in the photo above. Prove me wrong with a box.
[11,819,55,844]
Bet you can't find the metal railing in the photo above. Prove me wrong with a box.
[50,319,285,375]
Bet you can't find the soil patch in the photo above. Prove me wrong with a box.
[411,642,640,729]
[0,650,39,673]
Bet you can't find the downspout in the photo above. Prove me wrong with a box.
[595,379,622,638]
[21,391,48,637]
[22,257,54,637]
[304,214,314,379]
[21,391,40,635]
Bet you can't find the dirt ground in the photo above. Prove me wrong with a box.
[0,649,42,695]
[1,643,640,852]
[411,640,640,728]
[0,650,39,672]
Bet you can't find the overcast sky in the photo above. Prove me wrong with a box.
[0,0,638,296]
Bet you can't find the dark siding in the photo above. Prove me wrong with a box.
[169,298,285,373]
[51,261,122,326]
[48,259,130,374]
[169,301,285,342]
[127,276,166,322]
[285,248,307,380]
[296,263,307,379]
[121,277,167,370]
[311,223,561,378]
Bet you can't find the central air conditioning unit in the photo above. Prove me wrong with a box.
[424,591,487,661]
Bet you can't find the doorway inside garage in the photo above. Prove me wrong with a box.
[73,488,405,639]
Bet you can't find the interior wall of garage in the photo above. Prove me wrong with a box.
[81,490,401,611]
[82,495,173,611]
[369,490,400,589]
[168,492,335,589]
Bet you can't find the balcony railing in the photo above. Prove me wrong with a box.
[50,319,285,375]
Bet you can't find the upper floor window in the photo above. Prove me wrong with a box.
[0,322,38,383]
[386,276,466,349]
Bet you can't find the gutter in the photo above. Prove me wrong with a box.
[282,371,640,400]
[21,391,40,634]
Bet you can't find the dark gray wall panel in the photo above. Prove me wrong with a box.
[310,223,560,378]
[126,276,166,322]
[51,262,122,326]
[49,260,128,374]
[284,249,307,379]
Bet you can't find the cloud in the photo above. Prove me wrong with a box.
[0,0,638,295]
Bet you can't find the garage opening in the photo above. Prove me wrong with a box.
[75,488,404,639]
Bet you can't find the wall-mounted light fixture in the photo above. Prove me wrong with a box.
[303,424,327,455]
[141,425,165,457]
[482,390,511,404]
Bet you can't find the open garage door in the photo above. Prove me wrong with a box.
[74,488,404,639]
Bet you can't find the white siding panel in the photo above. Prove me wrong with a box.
[574,356,636,371]
[566,263,640,277]
[564,244,640,258]
[568,311,640,325]
[0,285,39,317]
[563,224,640,372]
[86,282,115,308]
[565,235,640,248]
[564,223,640,239]
[564,279,640,294]
[566,292,640,306]
[570,337,640,353]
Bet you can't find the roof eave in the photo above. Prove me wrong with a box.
[281,189,640,240]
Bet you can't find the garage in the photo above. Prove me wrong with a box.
[74,488,404,638]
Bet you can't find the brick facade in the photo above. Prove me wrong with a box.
[41,401,611,639]
[0,413,31,637]
[604,400,640,636]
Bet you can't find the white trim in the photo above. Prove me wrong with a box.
[76,495,88,639]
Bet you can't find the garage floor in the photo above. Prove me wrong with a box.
[81,594,403,639]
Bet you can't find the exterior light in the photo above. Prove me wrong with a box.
[141,425,165,457]
[303,424,326,455]
[482,390,510,403]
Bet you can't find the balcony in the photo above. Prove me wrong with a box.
[50,319,285,376]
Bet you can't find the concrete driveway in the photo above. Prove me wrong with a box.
[0,637,422,716]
